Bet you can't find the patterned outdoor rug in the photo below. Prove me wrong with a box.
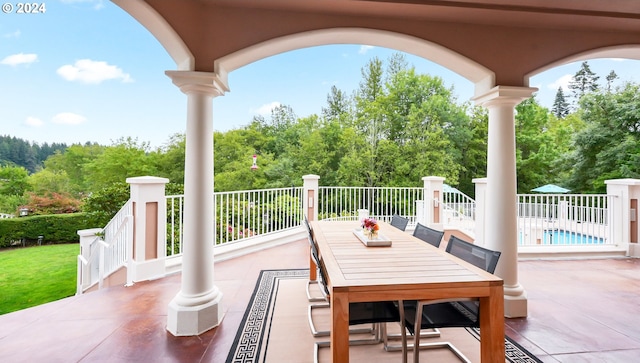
[225,269,542,363]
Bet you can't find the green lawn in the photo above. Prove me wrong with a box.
[0,243,79,315]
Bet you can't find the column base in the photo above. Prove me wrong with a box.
[504,292,528,318]
[167,289,224,336]
[628,243,640,257]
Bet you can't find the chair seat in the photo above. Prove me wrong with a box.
[350,301,400,326]
[402,301,478,335]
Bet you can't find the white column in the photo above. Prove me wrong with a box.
[473,86,536,318]
[165,71,228,336]
[473,177,487,246]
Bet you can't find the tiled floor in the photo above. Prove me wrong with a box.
[1,239,639,362]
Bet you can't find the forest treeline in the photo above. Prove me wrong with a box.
[1,54,638,216]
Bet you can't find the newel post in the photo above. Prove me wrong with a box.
[126,176,169,282]
[473,177,487,246]
[422,176,445,230]
[605,178,640,256]
[303,174,320,281]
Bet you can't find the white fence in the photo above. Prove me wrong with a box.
[166,187,304,257]
[517,194,613,246]
[81,185,616,293]
[76,200,133,294]
[317,186,424,225]
[0,213,14,219]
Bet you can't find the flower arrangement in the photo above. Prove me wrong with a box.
[361,217,380,238]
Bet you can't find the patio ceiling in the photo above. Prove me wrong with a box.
[123,0,640,87]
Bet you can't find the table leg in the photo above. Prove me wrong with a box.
[479,285,505,362]
[331,290,349,363]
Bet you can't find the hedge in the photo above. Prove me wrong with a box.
[0,213,97,248]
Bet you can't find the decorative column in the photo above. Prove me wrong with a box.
[165,71,228,336]
[473,86,536,318]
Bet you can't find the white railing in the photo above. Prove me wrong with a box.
[77,200,134,293]
[166,187,304,257]
[83,185,616,292]
[517,194,613,246]
[317,186,424,225]
[0,213,14,219]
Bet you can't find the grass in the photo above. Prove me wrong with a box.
[0,243,79,315]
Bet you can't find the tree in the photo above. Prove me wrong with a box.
[515,97,562,193]
[0,165,30,196]
[568,82,640,193]
[605,70,619,92]
[568,61,599,101]
[43,142,104,194]
[82,137,158,191]
[551,87,569,118]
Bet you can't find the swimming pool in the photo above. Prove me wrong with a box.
[543,229,605,245]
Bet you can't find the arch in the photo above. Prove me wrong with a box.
[525,44,640,82]
[214,28,495,97]
[112,0,194,71]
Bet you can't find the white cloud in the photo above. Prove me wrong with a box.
[57,59,133,84]
[359,45,375,54]
[24,117,44,127]
[1,53,37,66]
[252,102,282,116]
[52,112,87,125]
[548,74,572,91]
[3,30,21,38]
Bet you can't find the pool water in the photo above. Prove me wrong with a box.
[543,230,604,245]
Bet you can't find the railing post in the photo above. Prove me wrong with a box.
[303,175,320,282]
[76,228,101,294]
[303,175,320,222]
[126,176,170,282]
[473,178,487,246]
[605,178,640,256]
[422,176,445,230]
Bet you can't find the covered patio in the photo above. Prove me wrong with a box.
[1,238,639,362]
[106,0,640,337]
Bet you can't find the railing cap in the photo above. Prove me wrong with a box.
[126,176,170,185]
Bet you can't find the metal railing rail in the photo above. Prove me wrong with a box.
[317,186,424,225]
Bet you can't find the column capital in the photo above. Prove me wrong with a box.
[165,70,229,97]
[472,85,537,107]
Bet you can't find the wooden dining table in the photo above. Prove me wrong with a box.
[310,220,505,363]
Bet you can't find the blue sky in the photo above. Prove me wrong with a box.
[2,0,639,149]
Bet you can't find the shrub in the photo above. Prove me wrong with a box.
[0,213,94,248]
[20,192,82,215]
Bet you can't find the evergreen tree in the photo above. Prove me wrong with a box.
[568,61,599,101]
[551,87,569,118]
[606,70,618,92]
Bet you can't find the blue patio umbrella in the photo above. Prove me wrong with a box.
[531,184,570,193]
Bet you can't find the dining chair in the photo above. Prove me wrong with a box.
[303,217,325,302]
[312,257,402,363]
[390,214,409,231]
[398,235,502,363]
[412,223,444,248]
